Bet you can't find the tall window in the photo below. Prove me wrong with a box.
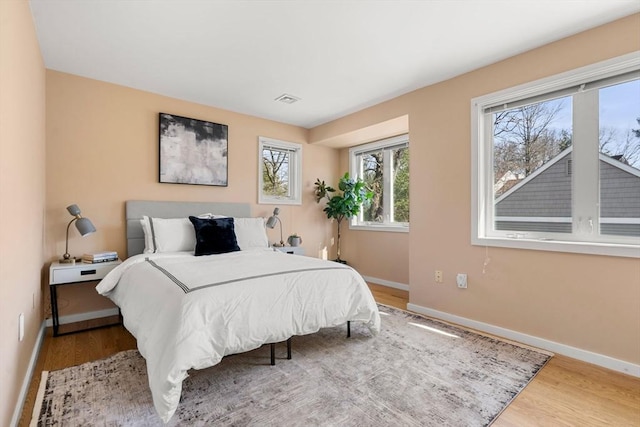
[472,53,640,257]
[350,134,409,231]
[258,137,302,205]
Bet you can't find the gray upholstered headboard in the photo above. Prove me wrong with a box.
[126,200,252,258]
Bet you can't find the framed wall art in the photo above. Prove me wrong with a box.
[159,113,229,186]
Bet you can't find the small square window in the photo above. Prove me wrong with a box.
[258,137,302,205]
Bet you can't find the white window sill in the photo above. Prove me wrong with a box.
[349,224,409,233]
[473,236,640,258]
[258,197,301,206]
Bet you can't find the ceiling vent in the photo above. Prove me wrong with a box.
[275,94,301,104]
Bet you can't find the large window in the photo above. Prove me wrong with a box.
[350,134,409,231]
[472,53,640,257]
[258,137,302,205]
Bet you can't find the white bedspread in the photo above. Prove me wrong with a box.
[96,249,380,423]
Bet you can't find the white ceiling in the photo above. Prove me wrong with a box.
[30,1,639,129]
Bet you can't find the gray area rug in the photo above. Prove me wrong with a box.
[32,305,551,426]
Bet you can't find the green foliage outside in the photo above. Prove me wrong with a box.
[394,148,410,222]
[360,146,409,223]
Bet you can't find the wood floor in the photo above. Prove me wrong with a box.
[19,284,640,426]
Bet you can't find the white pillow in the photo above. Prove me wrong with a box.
[233,217,269,250]
[140,216,155,253]
[140,214,215,253]
[152,217,196,252]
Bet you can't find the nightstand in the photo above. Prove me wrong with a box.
[49,259,122,336]
[273,246,305,256]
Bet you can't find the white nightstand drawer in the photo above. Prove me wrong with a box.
[50,261,120,284]
[273,246,305,256]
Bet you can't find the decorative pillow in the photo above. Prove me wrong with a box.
[140,214,215,253]
[233,217,269,250]
[189,216,241,256]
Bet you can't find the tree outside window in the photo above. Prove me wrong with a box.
[350,135,409,229]
[258,137,302,205]
[262,147,290,197]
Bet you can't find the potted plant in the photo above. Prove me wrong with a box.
[314,172,372,263]
[287,233,302,247]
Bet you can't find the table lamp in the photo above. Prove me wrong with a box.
[266,207,284,247]
[60,204,96,263]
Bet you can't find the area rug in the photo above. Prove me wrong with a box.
[31,305,551,426]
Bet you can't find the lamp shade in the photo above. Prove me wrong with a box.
[266,207,280,229]
[266,215,278,229]
[75,217,96,236]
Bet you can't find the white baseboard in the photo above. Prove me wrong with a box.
[362,275,409,292]
[10,321,46,427]
[407,303,640,378]
[44,308,120,327]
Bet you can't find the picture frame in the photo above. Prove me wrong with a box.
[159,113,228,186]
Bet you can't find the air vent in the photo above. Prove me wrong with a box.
[275,94,301,104]
[566,159,572,176]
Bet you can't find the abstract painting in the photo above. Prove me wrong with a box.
[159,113,228,186]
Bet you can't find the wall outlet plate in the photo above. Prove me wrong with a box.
[435,270,443,283]
[456,273,467,289]
[19,313,24,341]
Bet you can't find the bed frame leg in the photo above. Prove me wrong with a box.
[347,321,351,338]
[270,339,292,365]
[270,343,275,366]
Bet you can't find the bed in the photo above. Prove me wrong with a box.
[96,200,381,423]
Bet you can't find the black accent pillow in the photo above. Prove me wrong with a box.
[188,216,241,256]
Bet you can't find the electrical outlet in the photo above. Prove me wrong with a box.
[456,273,468,289]
[19,313,24,341]
[435,270,443,283]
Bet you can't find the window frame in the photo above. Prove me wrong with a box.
[349,134,410,233]
[471,52,640,258]
[258,137,302,205]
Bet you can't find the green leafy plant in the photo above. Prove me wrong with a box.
[314,172,372,262]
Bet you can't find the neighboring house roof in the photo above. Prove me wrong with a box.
[495,146,640,206]
[494,146,640,236]
[496,178,522,196]
[494,171,523,195]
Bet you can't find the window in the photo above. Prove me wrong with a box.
[472,53,640,257]
[258,137,302,205]
[350,134,409,231]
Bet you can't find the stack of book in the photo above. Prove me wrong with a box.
[82,251,118,264]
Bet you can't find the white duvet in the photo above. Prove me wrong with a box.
[96,249,381,423]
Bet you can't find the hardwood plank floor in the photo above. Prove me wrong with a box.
[19,284,640,426]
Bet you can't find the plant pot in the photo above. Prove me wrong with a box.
[287,236,302,247]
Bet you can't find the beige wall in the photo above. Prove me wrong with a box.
[339,225,410,285]
[44,70,340,316]
[0,1,47,425]
[311,14,640,365]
